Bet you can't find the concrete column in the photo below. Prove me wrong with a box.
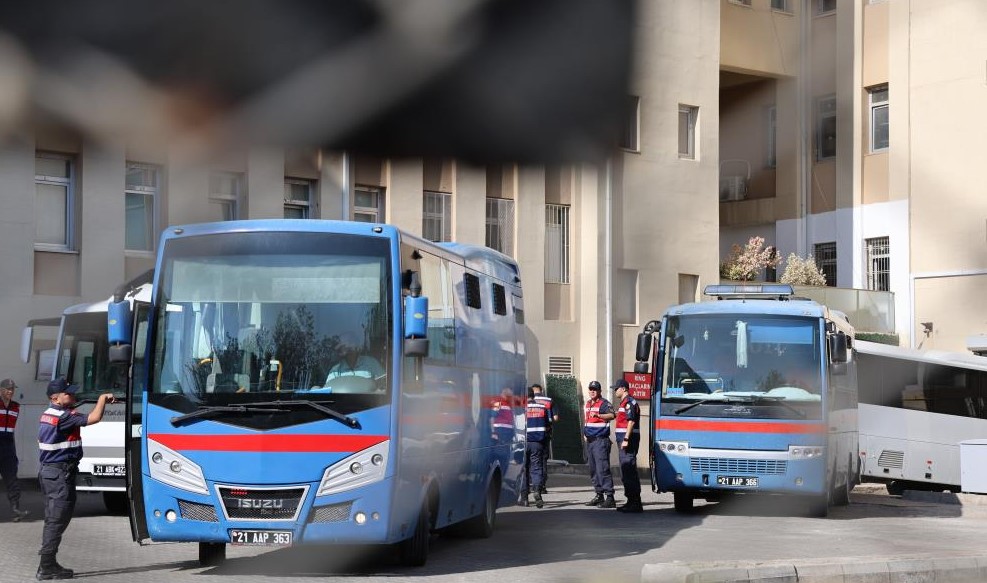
[453,162,485,245]
[80,138,126,299]
[386,158,423,235]
[246,147,285,219]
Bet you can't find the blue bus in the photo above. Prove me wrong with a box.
[633,284,857,516]
[110,220,526,566]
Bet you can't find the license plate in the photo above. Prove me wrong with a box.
[716,475,759,487]
[92,464,126,477]
[229,529,293,546]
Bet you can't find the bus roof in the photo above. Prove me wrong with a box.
[61,283,152,316]
[161,219,522,286]
[856,340,987,373]
[666,297,834,321]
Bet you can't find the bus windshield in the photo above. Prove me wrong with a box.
[56,311,128,401]
[151,232,392,415]
[661,314,823,409]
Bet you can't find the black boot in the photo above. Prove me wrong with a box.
[584,493,604,507]
[533,493,544,508]
[599,495,617,509]
[518,494,529,507]
[617,497,644,513]
[12,502,29,522]
[36,555,73,580]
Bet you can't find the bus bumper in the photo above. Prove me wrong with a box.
[142,476,400,545]
[654,450,827,497]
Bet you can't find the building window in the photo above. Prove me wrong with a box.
[209,172,242,221]
[353,185,384,223]
[485,197,515,256]
[817,0,836,14]
[816,95,837,160]
[35,153,74,250]
[678,104,698,160]
[284,178,315,219]
[766,105,777,168]
[869,85,889,152]
[620,95,640,151]
[866,236,890,292]
[814,242,837,287]
[545,204,570,284]
[729,0,752,5]
[422,191,452,242]
[771,0,791,11]
[125,162,161,252]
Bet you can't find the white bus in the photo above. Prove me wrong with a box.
[21,277,150,512]
[856,340,987,494]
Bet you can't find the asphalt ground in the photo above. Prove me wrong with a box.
[1,474,986,583]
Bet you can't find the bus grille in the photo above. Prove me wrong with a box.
[310,502,353,523]
[691,458,788,475]
[219,487,305,520]
[178,500,219,522]
[878,450,905,469]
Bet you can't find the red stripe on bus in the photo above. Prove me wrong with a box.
[147,433,388,452]
[655,419,825,434]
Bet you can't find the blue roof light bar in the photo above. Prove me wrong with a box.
[703,284,795,300]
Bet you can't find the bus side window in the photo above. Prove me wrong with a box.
[417,253,455,364]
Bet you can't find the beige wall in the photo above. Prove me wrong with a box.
[720,0,798,77]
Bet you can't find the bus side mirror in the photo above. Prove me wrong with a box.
[635,333,652,364]
[404,272,429,358]
[108,300,133,364]
[829,332,848,364]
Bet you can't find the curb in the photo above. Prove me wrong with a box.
[640,555,987,582]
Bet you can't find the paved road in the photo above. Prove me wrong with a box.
[2,476,986,583]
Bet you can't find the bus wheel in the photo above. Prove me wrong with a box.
[103,492,128,515]
[452,477,499,538]
[673,492,693,513]
[399,500,431,567]
[198,542,226,567]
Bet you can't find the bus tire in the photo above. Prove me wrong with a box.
[198,542,226,567]
[399,499,431,567]
[673,492,693,513]
[103,492,129,515]
[450,475,499,538]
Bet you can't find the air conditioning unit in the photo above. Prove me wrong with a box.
[719,176,748,201]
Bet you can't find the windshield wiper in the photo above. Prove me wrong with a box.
[170,405,289,427]
[674,396,742,415]
[251,400,360,429]
[750,395,807,418]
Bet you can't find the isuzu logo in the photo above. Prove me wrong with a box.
[235,499,284,509]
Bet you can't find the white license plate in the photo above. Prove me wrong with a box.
[229,529,293,546]
[716,475,759,487]
[92,464,126,477]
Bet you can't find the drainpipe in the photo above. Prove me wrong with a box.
[604,157,614,398]
[797,1,811,256]
[341,151,351,221]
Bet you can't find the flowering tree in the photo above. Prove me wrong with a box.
[719,236,780,281]
[780,253,827,286]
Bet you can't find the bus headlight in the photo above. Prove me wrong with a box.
[789,446,824,459]
[658,441,689,456]
[318,440,390,497]
[147,439,208,495]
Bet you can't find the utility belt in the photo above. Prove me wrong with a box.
[41,461,79,470]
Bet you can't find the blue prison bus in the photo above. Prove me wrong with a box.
[633,284,858,516]
[109,220,527,566]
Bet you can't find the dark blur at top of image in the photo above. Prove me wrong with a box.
[0,0,634,164]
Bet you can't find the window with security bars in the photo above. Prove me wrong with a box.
[814,242,837,286]
[125,162,161,252]
[423,191,452,242]
[209,172,242,221]
[866,237,890,291]
[485,197,514,255]
[545,204,570,284]
[284,178,315,219]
